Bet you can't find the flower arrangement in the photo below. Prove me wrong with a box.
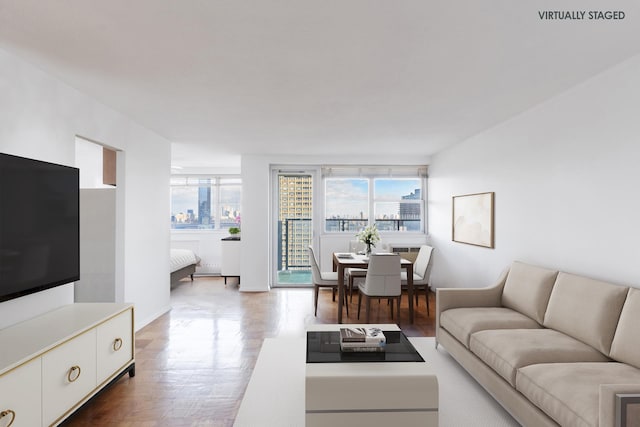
[356,223,380,255]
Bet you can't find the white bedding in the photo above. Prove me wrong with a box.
[170,249,201,273]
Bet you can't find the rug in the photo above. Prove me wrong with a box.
[235,336,520,426]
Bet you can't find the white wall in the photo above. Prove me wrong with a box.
[76,188,116,302]
[241,154,430,291]
[428,54,640,290]
[0,48,171,330]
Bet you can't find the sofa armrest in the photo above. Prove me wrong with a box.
[600,384,640,427]
[436,268,508,313]
[435,268,508,338]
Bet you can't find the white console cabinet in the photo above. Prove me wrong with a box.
[221,237,241,284]
[0,303,135,427]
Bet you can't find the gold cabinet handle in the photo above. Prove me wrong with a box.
[0,409,16,427]
[113,338,123,351]
[67,365,81,383]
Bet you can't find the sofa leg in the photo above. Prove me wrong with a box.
[435,338,438,349]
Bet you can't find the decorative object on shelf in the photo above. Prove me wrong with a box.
[452,191,495,248]
[356,223,380,256]
[228,213,241,237]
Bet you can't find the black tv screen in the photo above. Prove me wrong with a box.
[0,153,80,302]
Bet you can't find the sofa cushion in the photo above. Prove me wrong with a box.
[440,307,541,348]
[516,362,640,427]
[501,261,558,324]
[543,272,628,354]
[609,287,640,368]
[470,329,609,387]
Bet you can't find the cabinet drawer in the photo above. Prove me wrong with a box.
[42,330,97,426]
[0,358,42,427]
[96,309,133,384]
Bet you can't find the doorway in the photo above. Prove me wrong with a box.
[74,136,123,302]
[272,169,317,286]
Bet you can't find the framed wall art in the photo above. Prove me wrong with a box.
[452,192,494,248]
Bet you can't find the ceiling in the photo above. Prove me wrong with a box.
[1,1,639,169]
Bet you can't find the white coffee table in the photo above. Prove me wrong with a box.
[234,325,439,427]
[305,324,438,427]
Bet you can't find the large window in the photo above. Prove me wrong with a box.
[171,176,241,230]
[325,178,369,232]
[323,167,426,233]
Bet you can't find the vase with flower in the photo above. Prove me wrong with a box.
[356,223,380,257]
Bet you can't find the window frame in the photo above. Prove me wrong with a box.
[322,167,427,235]
[372,177,424,233]
[323,177,370,233]
[170,175,241,231]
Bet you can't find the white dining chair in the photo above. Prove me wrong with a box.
[346,240,367,302]
[401,245,434,316]
[357,253,401,324]
[309,246,348,317]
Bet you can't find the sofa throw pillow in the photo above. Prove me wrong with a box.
[501,261,558,324]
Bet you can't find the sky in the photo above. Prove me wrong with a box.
[325,178,421,218]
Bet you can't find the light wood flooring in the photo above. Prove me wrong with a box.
[64,276,436,426]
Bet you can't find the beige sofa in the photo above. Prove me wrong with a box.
[436,261,640,427]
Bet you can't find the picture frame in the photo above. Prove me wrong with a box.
[452,192,495,248]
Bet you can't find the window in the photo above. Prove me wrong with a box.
[171,176,241,230]
[219,177,242,229]
[325,178,368,232]
[374,178,422,232]
[323,167,426,233]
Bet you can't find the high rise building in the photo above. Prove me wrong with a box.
[399,188,421,231]
[198,180,211,226]
[277,175,313,272]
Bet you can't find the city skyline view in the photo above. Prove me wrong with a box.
[171,178,241,229]
[170,176,423,231]
[325,177,422,219]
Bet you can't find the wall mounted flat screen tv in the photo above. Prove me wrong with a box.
[0,153,80,303]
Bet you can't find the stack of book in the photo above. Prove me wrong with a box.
[339,327,386,352]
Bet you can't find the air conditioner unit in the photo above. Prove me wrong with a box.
[390,245,421,262]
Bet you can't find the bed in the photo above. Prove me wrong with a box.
[170,249,201,288]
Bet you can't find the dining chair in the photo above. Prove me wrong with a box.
[346,240,367,302]
[357,253,401,324]
[401,245,434,316]
[308,246,348,317]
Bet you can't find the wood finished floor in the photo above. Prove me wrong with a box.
[64,276,436,426]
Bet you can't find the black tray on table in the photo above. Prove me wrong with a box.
[306,330,424,363]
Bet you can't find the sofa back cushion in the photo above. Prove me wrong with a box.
[544,272,628,354]
[501,261,558,324]
[609,287,640,367]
